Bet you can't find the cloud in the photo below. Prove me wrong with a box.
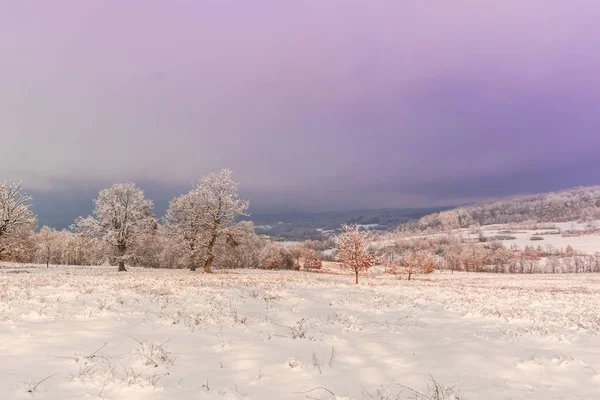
[2,1,600,227]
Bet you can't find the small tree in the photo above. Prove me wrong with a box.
[74,183,156,272]
[334,224,378,284]
[302,249,323,270]
[399,249,436,280]
[37,226,59,267]
[443,239,463,274]
[0,182,37,258]
[289,245,305,270]
[383,252,402,275]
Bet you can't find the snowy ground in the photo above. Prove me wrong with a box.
[475,221,600,254]
[2,264,600,399]
[395,220,600,255]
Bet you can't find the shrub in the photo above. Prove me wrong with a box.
[259,242,295,269]
[303,250,322,270]
[494,235,517,241]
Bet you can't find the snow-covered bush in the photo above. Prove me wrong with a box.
[302,249,322,270]
[259,242,294,269]
[214,221,264,269]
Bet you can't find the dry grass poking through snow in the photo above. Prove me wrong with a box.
[2,263,600,399]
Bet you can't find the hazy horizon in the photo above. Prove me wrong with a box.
[27,181,599,230]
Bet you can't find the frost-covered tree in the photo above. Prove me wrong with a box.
[289,245,306,270]
[57,231,106,266]
[0,182,37,258]
[215,221,265,269]
[74,183,156,272]
[399,249,435,280]
[489,244,514,273]
[334,224,378,284]
[37,226,59,267]
[165,169,249,272]
[260,242,285,269]
[302,249,323,270]
[164,189,206,271]
[442,239,463,274]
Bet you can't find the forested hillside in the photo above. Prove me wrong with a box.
[409,186,600,233]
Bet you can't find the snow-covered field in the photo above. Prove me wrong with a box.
[2,264,600,399]
[394,220,600,255]
[462,221,600,254]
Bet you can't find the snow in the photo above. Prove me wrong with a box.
[2,264,600,399]
[356,224,380,230]
[395,220,600,255]
[494,231,600,254]
[473,221,600,254]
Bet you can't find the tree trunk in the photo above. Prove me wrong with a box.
[189,242,198,271]
[408,271,412,281]
[203,255,214,273]
[202,199,223,274]
[202,222,220,274]
[355,270,359,284]
[117,245,127,272]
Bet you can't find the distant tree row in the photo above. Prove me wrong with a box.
[6,177,600,282]
[378,233,600,275]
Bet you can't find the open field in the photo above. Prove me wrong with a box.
[2,264,600,399]
[392,221,600,255]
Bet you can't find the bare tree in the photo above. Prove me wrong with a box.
[545,255,560,274]
[443,238,462,274]
[386,249,435,280]
[37,226,59,267]
[74,183,156,272]
[0,182,37,258]
[165,169,249,273]
[334,224,378,284]
[490,244,514,273]
[289,245,306,270]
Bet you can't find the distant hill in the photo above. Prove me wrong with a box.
[409,186,600,233]
[244,206,455,240]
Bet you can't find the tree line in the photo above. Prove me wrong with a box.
[377,233,600,275]
[0,171,329,274]
[6,173,599,284]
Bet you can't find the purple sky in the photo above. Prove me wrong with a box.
[2,1,600,226]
